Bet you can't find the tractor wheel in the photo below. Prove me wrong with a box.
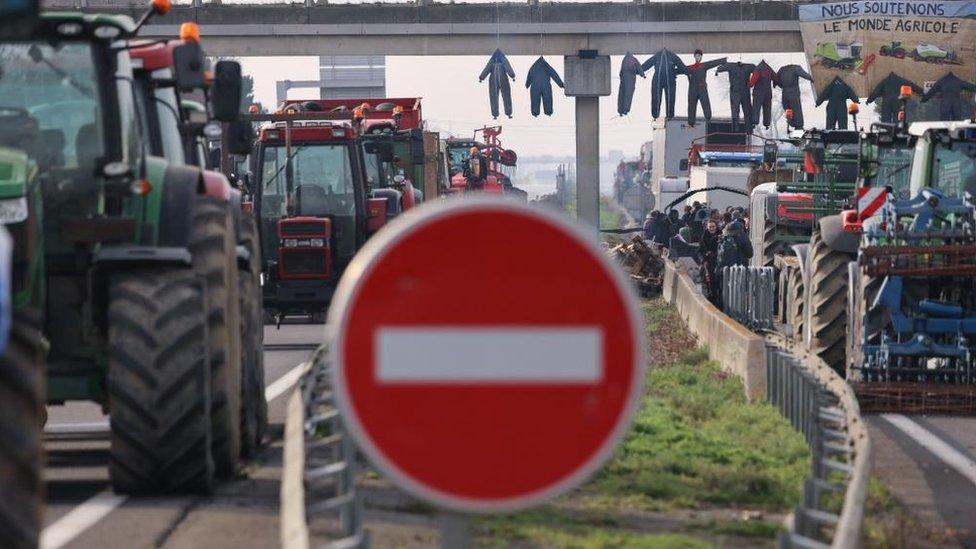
[787,267,804,341]
[895,50,905,59]
[805,228,853,373]
[190,196,243,477]
[846,264,887,380]
[0,309,45,549]
[880,46,890,56]
[107,270,214,494]
[239,214,267,459]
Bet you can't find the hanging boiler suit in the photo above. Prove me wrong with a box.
[479,49,516,119]
[617,53,646,116]
[717,62,755,131]
[749,61,776,129]
[525,57,565,117]
[921,72,976,121]
[683,56,726,126]
[816,77,859,130]
[641,49,685,120]
[867,72,922,124]
[776,64,813,129]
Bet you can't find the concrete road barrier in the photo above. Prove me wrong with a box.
[663,260,766,400]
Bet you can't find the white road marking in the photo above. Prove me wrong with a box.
[40,490,127,549]
[376,327,603,383]
[882,414,976,487]
[41,357,311,548]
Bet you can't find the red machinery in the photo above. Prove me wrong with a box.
[448,126,521,196]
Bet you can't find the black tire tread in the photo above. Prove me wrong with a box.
[0,308,44,549]
[806,229,853,373]
[108,270,214,494]
[239,213,267,458]
[190,196,242,477]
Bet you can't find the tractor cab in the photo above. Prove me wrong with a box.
[907,121,976,197]
[249,106,370,320]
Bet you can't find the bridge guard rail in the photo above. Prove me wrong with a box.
[663,261,870,548]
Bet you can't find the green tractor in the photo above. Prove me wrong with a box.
[879,40,907,59]
[0,2,253,545]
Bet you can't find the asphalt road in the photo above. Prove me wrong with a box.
[868,414,976,546]
[40,323,325,549]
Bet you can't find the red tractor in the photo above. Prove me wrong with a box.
[446,126,526,199]
[245,102,408,322]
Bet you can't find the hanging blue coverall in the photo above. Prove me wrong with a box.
[479,49,516,119]
[525,57,565,117]
[921,72,976,121]
[816,76,859,130]
[617,53,646,116]
[867,72,923,124]
[641,49,685,120]
[776,64,814,129]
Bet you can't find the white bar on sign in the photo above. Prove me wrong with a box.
[375,327,603,384]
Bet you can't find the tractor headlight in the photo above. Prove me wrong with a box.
[283,238,298,247]
[310,238,325,247]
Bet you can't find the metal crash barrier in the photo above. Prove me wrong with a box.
[722,265,776,331]
[281,346,367,549]
[766,336,871,549]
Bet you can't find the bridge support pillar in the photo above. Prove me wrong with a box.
[565,52,611,229]
[575,98,600,228]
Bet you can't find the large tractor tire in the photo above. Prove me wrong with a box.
[107,270,214,494]
[239,214,267,459]
[786,267,804,341]
[805,228,853,373]
[0,309,45,549]
[846,263,887,381]
[190,196,243,477]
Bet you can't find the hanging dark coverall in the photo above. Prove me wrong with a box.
[525,57,565,117]
[776,64,813,129]
[617,53,646,116]
[749,61,776,129]
[921,72,976,121]
[641,49,685,119]
[683,56,727,126]
[816,77,859,130]
[867,72,922,124]
[717,62,755,131]
[479,49,515,119]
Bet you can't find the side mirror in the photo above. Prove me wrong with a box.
[212,60,243,123]
[226,120,254,156]
[679,159,689,171]
[172,42,206,91]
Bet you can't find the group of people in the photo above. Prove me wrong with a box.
[643,202,753,307]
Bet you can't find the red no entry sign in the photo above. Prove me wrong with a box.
[329,198,644,512]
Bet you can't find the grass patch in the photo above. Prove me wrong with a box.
[579,344,809,512]
[474,300,809,546]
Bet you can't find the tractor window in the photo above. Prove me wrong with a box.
[862,142,913,196]
[261,143,356,218]
[929,139,976,198]
[0,42,104,174]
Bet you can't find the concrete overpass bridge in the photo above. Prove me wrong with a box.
[57,1,804,57]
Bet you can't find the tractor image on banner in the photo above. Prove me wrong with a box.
[798,1,976,97]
